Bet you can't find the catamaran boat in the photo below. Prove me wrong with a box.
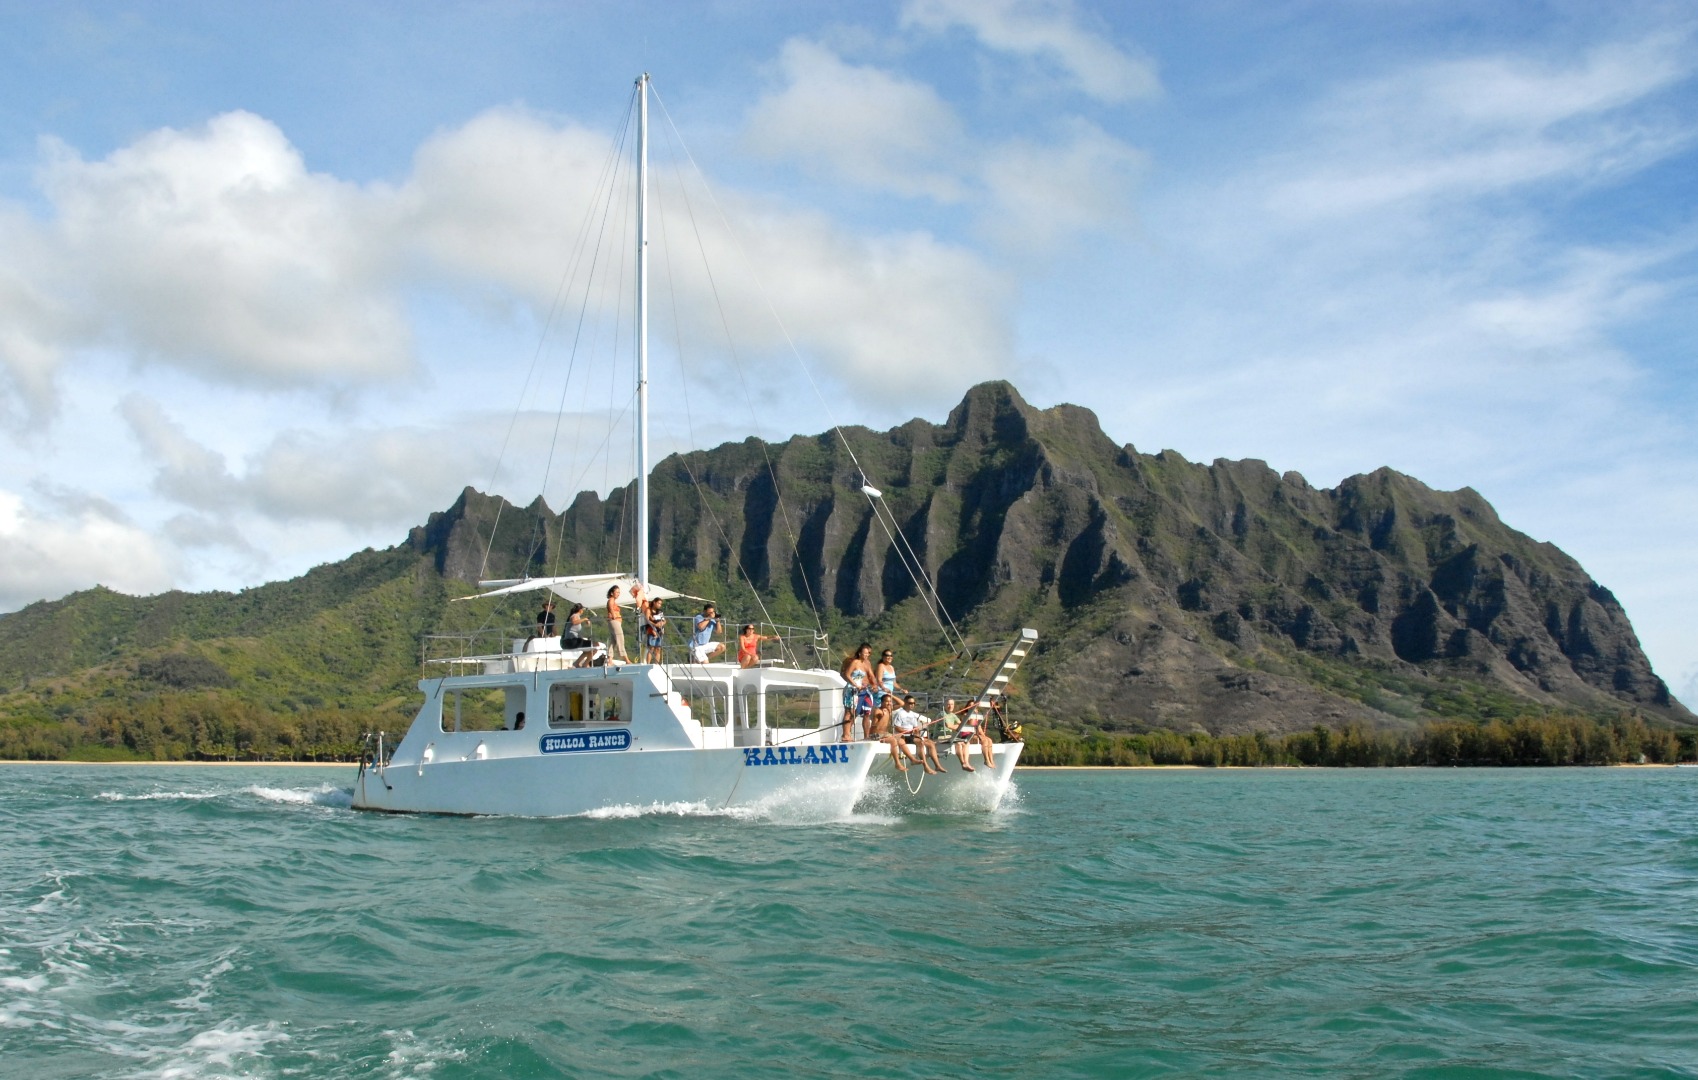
[353,76,1035,818]
[352,586,1035,817]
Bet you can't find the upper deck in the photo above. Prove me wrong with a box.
[406,624,846,755]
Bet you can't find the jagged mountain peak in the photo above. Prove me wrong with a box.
[4,381,1686,736]
[392,380,1687,730]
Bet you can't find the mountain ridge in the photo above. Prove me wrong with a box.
[1,380,1688,740]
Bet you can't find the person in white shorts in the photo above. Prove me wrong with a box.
[889,696,942,774]
[689,603,725,663]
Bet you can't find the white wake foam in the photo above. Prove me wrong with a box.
[381,1028,468,1079]
[147,1020,289,1078]
[568,773,878,826]
[94,785,354,810]
[245,784,354,809]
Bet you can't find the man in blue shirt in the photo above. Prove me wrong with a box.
[690,603,725,663]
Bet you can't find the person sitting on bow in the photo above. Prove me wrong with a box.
[945,698,996,772]
[889,695,942,774]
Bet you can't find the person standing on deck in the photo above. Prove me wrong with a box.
[605,585,629,662]
[643,598,667,664]
[839,643,876,741]
[873,649,904,707]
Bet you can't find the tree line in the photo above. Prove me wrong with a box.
[1,692,1693,767]
[0,693,380,762]
[1021,713,1698,767]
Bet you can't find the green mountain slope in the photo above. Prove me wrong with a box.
[0,381,1688,758]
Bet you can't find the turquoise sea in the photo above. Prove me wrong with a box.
[3,766,1696,1078]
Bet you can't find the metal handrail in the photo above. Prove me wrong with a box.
[418,619,832,676]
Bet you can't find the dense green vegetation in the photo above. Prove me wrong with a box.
[0,693,377,761]
[2,382,1692,764]
[3,690,1692,767]
[1020,714,1698,768]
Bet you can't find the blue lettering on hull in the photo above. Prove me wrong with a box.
[541,729,632,754]
[743,745,850,767]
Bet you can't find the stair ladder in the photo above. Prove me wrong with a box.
[965,627,1039,726]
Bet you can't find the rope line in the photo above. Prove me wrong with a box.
[479,82,639,584]
[652,86,827,631]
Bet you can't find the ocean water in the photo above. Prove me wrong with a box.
[2,766,1696,1079]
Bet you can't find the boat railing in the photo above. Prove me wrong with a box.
[746,623,832,669]
[908,634,1032,740]
[358,730,395,771]
[421,624,551,675]
[420,620,832,676]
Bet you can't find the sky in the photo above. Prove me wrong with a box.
[0,1,1694,706]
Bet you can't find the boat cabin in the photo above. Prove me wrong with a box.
[394,654,846,769]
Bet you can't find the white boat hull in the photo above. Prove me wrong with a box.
[352,739,1023,818]
[864,741,1023,812]
[354,740,882,818]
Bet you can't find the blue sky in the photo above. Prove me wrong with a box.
[1,1,1694,706]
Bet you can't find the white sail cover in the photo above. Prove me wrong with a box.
[455,573,703,609]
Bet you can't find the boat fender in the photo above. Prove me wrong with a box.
[419,743,435,776]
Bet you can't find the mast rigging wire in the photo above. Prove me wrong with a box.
[477,82,640,586]
[649,90,825,631]
[650,83,961,650]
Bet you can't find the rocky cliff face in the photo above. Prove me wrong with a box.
[405,382,1689,735]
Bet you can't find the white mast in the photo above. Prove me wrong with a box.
[635,73,650,594]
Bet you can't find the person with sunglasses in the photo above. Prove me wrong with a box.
[873,648,905,708]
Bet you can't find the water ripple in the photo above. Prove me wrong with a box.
[3,765,1698,1077]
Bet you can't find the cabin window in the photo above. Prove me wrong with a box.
[548,681,631,728]
[686,684,732,727]
[441,686,520,732]
[764,686,828,730]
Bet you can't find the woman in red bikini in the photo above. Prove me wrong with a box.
[737,624,778,668]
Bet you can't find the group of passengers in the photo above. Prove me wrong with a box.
[534,588,780,668]
[838,643,998,773]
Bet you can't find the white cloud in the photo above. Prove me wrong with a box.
[35,111,413,386]
[401,108,634,308]
[1268,33,1697,220]
[744,39,968,201]
[902,0,1159,103]
[0,206,75,423]
[644,188,1016,399]
[1462,244,1680,355]
[0,486,176,610]
[738,41,1143,273]
[120,393,490,529]
[903,0,1154,103]
[119,394,239,509]
[3,99,1023,432]
[976,118,1145,255]
[241,425,487,527]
